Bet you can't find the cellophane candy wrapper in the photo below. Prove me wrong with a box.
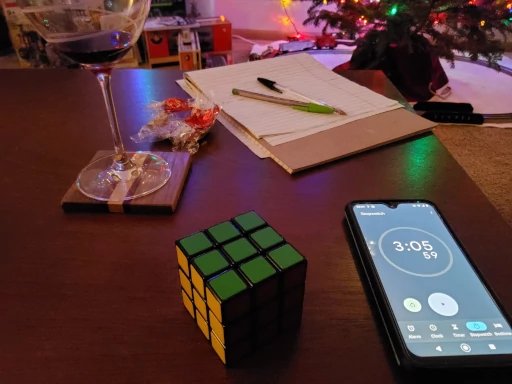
[131,93,220,154]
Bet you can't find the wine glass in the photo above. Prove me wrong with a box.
[16,0,171,201]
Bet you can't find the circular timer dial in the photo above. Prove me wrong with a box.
[378,227,453,277]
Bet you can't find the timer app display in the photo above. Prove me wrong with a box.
[353,202,512,357]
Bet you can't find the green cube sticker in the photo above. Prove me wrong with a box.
[207,221,240,244]
[209,270,248,301]
[234,211,266,232]
[240,256,276,284]
[193,250,229,276]
[179,232,212,256]
[250,227,283,250]
[268,244,304,269]
[223,238,258,263]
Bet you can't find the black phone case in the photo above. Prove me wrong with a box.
[344,200,512,369]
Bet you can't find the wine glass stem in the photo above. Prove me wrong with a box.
[94,71,135,172]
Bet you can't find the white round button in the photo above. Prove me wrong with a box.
[428,293,459,316]
[403,298,422,313]
[460,343,471,353]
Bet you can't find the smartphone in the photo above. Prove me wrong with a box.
[345,200,512,369]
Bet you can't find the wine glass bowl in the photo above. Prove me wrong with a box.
[17,0,149,68]
[16,0,172,202]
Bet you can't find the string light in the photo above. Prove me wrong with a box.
[323,0,328,4]
[281,0,301,39]
[220,15,226,22]
[389,5,398,16]
[480,20,485,26]
[280,16,291,26]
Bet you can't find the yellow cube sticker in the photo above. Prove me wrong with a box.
[211,330,226,364]
[181,290,195,319]
[190,265,205,298]
[206,287,222,323]
[209,310,225,345]
[176,247,190,276]
[179,269,192,298]
[196,311,210,341]
[193,288,208,320]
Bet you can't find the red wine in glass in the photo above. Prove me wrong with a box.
[55,30,133,65]
[16,2,172,202]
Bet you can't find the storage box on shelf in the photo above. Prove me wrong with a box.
[196,17,233,66]
[178,31,201,70]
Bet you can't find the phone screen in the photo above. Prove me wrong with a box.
[351,202,512,357]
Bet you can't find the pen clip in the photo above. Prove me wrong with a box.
[257,77,282,93]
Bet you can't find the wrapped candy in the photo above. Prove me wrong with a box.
[185,105,220,129]
[164,98,192,113]
[131,94,220,154]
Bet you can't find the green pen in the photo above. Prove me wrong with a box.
[232,88,335,115]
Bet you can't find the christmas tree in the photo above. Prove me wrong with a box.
[302,0,512,69]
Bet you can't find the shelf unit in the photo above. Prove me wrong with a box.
[142,17,233,69]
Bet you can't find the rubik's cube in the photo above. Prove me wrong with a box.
[176,211,307,366]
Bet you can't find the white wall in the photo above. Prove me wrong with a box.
[187,0,215,18]
[199,0,335,34]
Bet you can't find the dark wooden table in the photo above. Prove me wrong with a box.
[1,69,511,384]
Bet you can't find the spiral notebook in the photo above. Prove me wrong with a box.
[181,54,436,173]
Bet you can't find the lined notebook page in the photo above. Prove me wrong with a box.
[185,53,402,146]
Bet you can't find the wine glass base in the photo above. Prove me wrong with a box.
[76,152,172,202]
